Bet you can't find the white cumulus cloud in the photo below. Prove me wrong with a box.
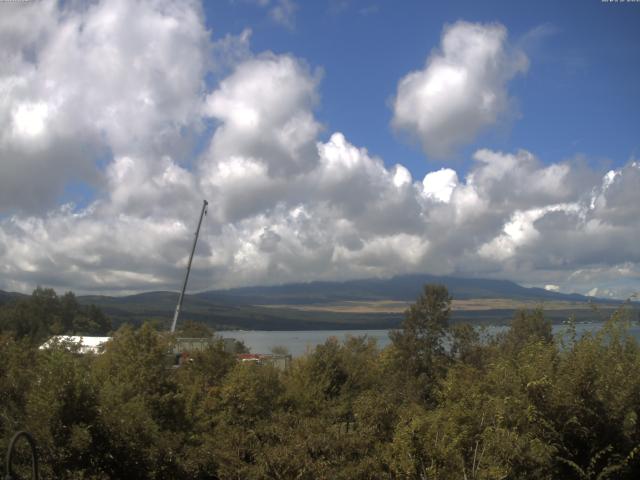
[422,168,458,203]
[0,6,637,300]
[392,21,528,158]
[0,0,210,213]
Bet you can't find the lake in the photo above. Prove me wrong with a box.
[220,322,640,357]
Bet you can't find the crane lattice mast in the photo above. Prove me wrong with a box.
[171,199,208,333]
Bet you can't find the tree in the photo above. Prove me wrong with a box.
[58,291,79,334]
[91,324,189,478]
[389,284,451,404]
[0,288,111,341]
[450,322,485,368]
[23,340,102,479]
[270,345,289,356]
[176,320,213,338]
[0,287,59,342]
[501,308,553,353]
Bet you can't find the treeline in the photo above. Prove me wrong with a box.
[0,287,111,341]
[2,285,640,479]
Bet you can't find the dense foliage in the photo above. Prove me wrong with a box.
[2,285,640,479]
[0,287,111,342]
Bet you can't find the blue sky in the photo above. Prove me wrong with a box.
[0,0,639,298]
[206,0,640,178]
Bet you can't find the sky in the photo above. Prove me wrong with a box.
[0,0,639,298]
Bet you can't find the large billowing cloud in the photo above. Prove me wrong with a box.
[392,21,528,158]
[0,0,209,213]
[203,54,322,177]
[0,6,637,299]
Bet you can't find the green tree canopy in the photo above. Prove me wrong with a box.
[389,283,452,403]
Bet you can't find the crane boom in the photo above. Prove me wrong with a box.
[171,199,208,333]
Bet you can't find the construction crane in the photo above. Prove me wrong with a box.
[170,199,208,333]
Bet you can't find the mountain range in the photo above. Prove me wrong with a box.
[2,274,631,330]
[193,274,602,305]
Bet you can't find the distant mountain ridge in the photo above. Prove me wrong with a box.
[195,274,608,305]
[0,275,629,331]
[80,274,629,329]
[0,290,25,305]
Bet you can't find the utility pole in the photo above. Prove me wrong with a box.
[171,199,208,333]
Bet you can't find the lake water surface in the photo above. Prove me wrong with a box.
[220,322,640,357]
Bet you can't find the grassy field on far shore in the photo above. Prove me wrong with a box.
[258,298,606,314]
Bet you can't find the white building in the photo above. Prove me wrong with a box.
[39,335,111,354]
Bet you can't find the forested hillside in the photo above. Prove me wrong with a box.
[2,285,640,479]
